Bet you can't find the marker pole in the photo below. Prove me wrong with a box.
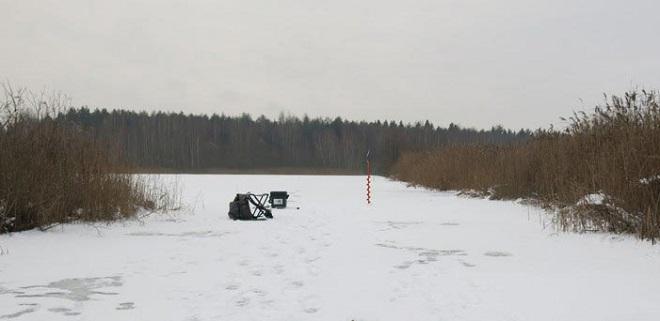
[366,150,371,205]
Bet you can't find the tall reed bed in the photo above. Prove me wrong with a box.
[0,85,176,233]
[392,91,660,240]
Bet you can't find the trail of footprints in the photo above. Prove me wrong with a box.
[226,219,332,314]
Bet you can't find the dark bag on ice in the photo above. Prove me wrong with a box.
[228,194,251,220]
[228,193,273,220]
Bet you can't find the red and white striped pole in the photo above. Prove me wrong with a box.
[366,150,371,205]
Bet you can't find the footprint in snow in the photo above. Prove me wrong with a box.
[276,236,288,245]
[250,288,267,297]
[272,264,285,274]
[484,251,512,257]
[460,260,476,267]
[116,302,135,310]
[440,222,460,226]
[235,297,250,307]
[304,307,319,314]
[299,294,320,314]
[225,283,240,291]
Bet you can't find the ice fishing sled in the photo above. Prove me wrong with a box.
[228,193,273,220]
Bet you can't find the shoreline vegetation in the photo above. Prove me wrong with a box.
[391,91,660,241]
[0,85,177,233]
[134,167,363,175]
[3,84,659,242]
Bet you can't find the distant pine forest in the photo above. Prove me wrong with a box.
[59,108,530,173]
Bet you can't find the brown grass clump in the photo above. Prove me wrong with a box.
[0,85,176,233]
[391,90,660,241]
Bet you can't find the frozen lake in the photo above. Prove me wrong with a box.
[1,175,659,321]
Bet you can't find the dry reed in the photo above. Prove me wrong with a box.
[0,85,176,233]
[391,91,660,240]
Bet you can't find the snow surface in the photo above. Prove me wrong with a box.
[577,193,607,206]
[2,175,660,321]
[639,175,660,185]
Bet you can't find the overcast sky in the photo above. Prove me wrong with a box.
[2,0,659,129]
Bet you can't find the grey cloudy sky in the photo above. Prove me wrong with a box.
[2,0,659,129]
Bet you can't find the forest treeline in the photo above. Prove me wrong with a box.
[58,109,531,173]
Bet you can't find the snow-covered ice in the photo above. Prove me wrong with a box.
[2,175,660,321]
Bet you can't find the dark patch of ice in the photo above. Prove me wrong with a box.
[0,287,24,296]
[377,243,467,269]
[439,222,460,226]
[374,243,399,249]
[48,307,81,315]
[0,307,37,319]
[15,276,122,302]
[116,302,135,310]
